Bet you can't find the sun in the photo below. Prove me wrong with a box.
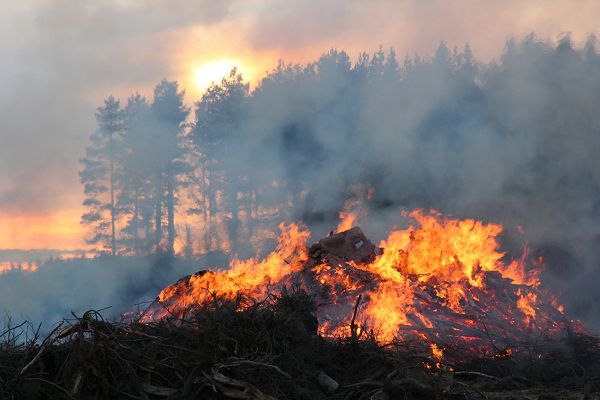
[193,59,239,94]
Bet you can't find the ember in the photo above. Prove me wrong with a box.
[142,210,583,362]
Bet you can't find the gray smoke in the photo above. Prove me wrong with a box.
[0,255,224,332]
[0,0,232,213]
[209,37,600,330]
[4,35,600,335]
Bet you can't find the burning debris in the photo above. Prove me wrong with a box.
[3,213,600,399]
[141,210,585,362]
[308,227,378,266]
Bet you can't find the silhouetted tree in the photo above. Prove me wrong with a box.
[383,48,400,79]
[150,80,190,255]
[192,68,249,252]
[118,93,155,255]
[369,46,385,79]
[80,96,124,255]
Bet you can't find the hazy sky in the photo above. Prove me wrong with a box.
[1,0,599,249]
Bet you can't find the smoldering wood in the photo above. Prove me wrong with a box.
[316,227,378,265]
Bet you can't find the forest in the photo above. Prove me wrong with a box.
[82,35,600,272]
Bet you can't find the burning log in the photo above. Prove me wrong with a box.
[308,227,378,266]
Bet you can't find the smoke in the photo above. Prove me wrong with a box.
[0,255,226,332]
[4,33,600,334]
[0,0,232,214]
[207,37,600,330]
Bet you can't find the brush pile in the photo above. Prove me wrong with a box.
[1,291,600,400]
[142,218,585,361]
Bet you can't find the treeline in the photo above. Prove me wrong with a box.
[81,72,256,256]
[81,36,600,261]
[81,80,190,256]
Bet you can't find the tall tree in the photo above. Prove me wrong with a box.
[369,46,386,79]
[192,68,249,252]
[80,96,124,255]
[118,93,155,255]
[150,80,190,255]
[383,48,400,79]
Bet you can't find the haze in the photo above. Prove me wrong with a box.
[1,0,599,250]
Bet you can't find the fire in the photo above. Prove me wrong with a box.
[143,209,579,360]
[430,343,444,363]
[516,289,537,323]
[336,188,370,233]
[363,280,413,341]
[0,262,38,275]
[371,210,529,287]
[149,223,309,319]
[337,211,357,233]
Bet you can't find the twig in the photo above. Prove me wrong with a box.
[219,358,292,379]
[20,321,64,375]
[453,371,498,380]
[454,380,488,400]
[0,320,27,339]
[350,294,363,342]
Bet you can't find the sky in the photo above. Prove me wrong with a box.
[1,0,600,250]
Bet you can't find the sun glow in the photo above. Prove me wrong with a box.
[0,208,86,250]
[192,59,240,93]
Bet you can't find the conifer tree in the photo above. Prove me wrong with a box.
[80,96,123,255]
[150,80,190,255]
[118,94,155,255]
[192,68,249,251]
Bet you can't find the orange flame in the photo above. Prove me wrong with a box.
[337,211,357,233]
[148,223,309,320]
[516,289,537,323]
[431,343,444,363]
[0,262,38,275]
[145,209,575,359]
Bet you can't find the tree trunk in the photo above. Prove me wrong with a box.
[155,176,163,254]
[109,133,117,256]
[227,182,240,252]
[143,204,152,256]
[167,172,175,256]
[133,186,140,256]
[202,159,213,252]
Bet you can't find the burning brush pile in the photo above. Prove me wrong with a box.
[4,210,600,399]
[142,210,585,362]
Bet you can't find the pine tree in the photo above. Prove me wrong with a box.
[383,48,400,79]
[118,93,155,255]
[192,68,249,252]
[80,96,124,255]
[150,80,190,255]
[369,46,386,79]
